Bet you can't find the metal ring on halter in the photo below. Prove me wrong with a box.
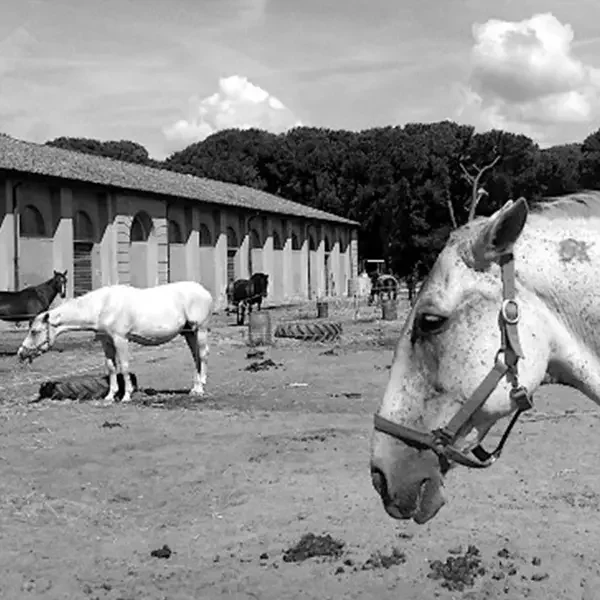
[500,299,520,325]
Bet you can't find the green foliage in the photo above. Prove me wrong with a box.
[42,122,600,279]
[46,137,154,166]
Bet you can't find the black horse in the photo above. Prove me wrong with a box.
[0,270,68,326]
[368,273,398,306]
[226,272,269,326]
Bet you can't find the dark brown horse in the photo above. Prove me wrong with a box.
[226,272,269,325]
[0,270,68,326]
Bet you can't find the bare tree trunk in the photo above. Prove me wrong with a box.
[446,197,457,229]
[460,155,501,222]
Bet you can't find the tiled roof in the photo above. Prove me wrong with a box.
[0,135,358,226]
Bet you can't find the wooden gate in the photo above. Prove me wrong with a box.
[73,242,93,297]
[226,226,239,284]
[73,210,95,297]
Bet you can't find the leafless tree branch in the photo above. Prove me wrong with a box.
[446,196,458,229]
[459,155,501,222]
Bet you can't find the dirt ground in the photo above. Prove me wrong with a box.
[0,300,599,600]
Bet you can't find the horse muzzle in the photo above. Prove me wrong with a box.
[17,346,39,363]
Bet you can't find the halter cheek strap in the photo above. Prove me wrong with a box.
[373,253,534,469]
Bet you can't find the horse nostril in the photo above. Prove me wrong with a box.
[370,466,390,504]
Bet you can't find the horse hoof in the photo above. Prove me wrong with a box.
[190,388,205,397]
[120,395,132,404]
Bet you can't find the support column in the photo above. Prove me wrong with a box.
[282,220,293,302]
[99,192,118,286]
[316,223,325,299]
[261,217,273,301]
[331,233,341,297]
[187,207,200,281]
[155,214,168,286]
[53,187,74,298]
[213,210,228,310]
[0,180,16,291]
[236,214,248,280]
[304,223,313,300]
[350,227,359,279]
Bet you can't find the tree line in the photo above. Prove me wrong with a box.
[45,122,600,280]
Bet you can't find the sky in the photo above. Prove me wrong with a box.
[2,0,600,159]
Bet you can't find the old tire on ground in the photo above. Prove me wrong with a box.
[37,373,138,401]
[274,320,343,342]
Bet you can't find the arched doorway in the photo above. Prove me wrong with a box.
[249,228,262,274]
[198,222,214,294]
[73,210,95,296]
[291,230,303,298]
[19,203,52,288]
[272,228,284,302]
[167,218,186,282]
[20,205,46,237]
[129,211,154,288]
[226,226,239,283]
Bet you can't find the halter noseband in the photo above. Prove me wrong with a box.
[373,253,534,469]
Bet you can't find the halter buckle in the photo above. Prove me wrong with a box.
[500,299,520,325]
[509,385,533,411]
[432,428,453,448]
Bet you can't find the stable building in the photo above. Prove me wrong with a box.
[0,135,359,309]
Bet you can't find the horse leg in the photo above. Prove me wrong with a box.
[100,336,119,404]
[113,335,134,403]
[183,328,209,396]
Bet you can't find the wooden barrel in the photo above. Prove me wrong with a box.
[381,299,397,321]
[248,311,273,346]
[316,301,329,319]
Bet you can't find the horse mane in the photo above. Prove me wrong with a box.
[531,190,600,221]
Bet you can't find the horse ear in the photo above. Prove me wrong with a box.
[472,197,529,265]
[62,269,67,276]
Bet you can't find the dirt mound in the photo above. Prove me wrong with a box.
[361,547,406,570]
[282,533,345,563]
[244,359,280,372]
[428,544,486,591]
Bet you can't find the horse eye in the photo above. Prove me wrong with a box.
[414,313,448,337]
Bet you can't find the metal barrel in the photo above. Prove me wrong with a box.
[381,298,397,321]
[316,301,329,319]
[248,311,273,346]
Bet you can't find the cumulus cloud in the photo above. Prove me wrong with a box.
[457,13,600,145]
[0,26,38,75]
[163,75,302,150]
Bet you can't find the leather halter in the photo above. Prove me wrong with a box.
[373,253,534,469]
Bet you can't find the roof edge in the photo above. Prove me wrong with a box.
[0,136,359,227]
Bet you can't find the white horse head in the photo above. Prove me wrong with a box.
[370,195,600,524]
[18,311,58,361]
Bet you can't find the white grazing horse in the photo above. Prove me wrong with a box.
[17,281,214,404]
